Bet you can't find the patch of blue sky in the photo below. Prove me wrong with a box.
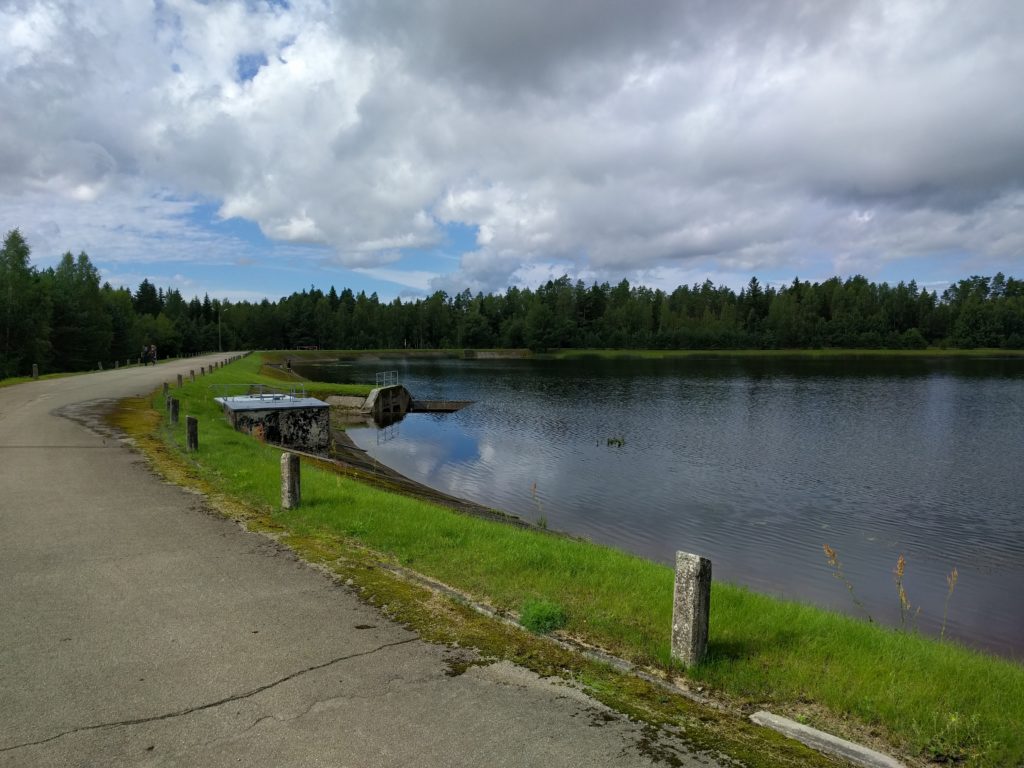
[349,221,481,298]
[439,221,479,254]
[236,52,269,82]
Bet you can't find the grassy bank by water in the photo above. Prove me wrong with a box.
[115,353,1023,766]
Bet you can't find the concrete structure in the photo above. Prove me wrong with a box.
[750,712,905,768]
[361,384,412,424]
[359,384,473,425]
[216,393,330,452]
[671,551,712,667]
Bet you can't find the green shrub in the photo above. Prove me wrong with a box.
[520,598,568,634]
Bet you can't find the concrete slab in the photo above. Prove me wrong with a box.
[750,711,904,768]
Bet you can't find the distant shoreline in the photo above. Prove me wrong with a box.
[263,346,1024,366]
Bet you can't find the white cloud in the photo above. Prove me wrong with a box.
[1,0,1022,296]
[352,267,440,293]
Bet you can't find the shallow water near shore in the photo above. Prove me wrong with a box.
[298,355,1024,659]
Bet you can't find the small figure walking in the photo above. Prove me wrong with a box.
[148,344,157,366]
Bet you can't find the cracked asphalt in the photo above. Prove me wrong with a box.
[0,357,726,767]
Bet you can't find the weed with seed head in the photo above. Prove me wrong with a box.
[893,553,921,630]
[822,543,872,622]
[941,566,959,641]
[530,480,546,528]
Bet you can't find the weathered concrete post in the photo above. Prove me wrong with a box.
[162,382,169,397]
[32,363,38,380]
[281,453,301,509]
[186,416,198,452]
[115,360,119,369]
[190,369,195,382]
[98,361,103,370]
[200,366,205,375]
[177,373,183,388]
[671,551,712,667]
[170,398,180,424]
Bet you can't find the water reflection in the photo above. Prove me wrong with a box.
[304,356,1024,658]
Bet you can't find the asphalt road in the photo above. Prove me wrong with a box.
[0,356,724,767]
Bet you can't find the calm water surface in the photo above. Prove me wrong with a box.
[299,356,1024,658]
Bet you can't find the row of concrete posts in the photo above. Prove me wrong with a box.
[160,354,246,453]
[27,351,249,380]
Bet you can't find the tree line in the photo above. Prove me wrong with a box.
[2,227,1023,377]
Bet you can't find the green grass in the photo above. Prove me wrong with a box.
[125,352,1024,766]
[520,598,569,634]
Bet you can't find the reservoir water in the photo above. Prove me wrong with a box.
[298,355,1024,658]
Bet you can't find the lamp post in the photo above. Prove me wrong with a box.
[218,306,227,352]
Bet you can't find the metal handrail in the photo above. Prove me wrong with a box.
[211,383,308,399]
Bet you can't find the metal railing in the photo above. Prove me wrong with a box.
[211,383,308,399]
[375,370,399,387]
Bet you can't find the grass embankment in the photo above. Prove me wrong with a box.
[116,352,1024,767]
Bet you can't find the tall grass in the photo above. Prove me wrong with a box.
[139,353,1024,766]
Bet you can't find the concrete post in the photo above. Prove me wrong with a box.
[32,363,38,380]
[671,551,712,667]
[165,395,171,412]
[190,370,195,383]
[98,361,103,370]
[200,366,205,375]
[170,398,180,424]
[177,374,183,388]
[281,452,301,510]
[162,382,169,397]
[186,416,198,452]
[115,360,119,369]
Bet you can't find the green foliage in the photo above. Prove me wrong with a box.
[0,229,50,377]
[520,598,568,634]
[45,251,112,371]
[3,224,1024,378]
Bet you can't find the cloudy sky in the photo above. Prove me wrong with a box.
[2,0,1022,302]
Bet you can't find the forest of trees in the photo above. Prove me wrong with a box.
[2,227,1023,377]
